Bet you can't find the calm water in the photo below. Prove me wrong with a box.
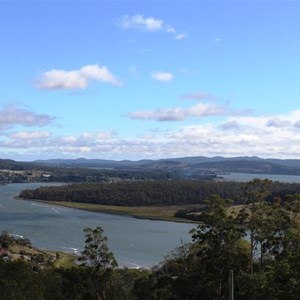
[0,183,195,268]
[219,172,300,183]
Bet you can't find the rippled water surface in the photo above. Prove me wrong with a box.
[0,183,195,268]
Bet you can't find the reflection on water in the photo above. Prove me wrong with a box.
[0,183,195,268]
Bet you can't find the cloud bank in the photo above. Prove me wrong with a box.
[2,110,300,160]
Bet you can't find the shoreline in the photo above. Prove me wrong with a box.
[16,196,197,224]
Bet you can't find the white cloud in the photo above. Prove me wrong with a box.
[174,33,188,40]
[120,14,163,32]
[151,71,173,82]
[10,131,51,139]
[61,136,77,143]
[127,102,226,121]
[188,103,224,117]
[128,108,185,122]
[3,131,53,149]
[294,120,300,128]
[119,14,187,40]
[58,146,92,154]
[266,117,292,128]
[164,113,300,158]
[165,26,176,34]
[219,121,239,130]
[181,92,216,101]
[36,64,121,90]
[95,131,116,139]
[3,110,300,160]
[0,106,55,130]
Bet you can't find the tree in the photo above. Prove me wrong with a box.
[80,227,117,271]
[285,193,300,226]
[190,195,248,300]
[0,259,43,300]
[0,231,13,250]
[79,227,118,300]
[238,179,273,273]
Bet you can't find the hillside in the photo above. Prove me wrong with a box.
[34,156,300,176]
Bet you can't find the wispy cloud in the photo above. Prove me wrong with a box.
[120,14,163,32]
[36,64,121,90]
[2,131,115,151]
[119,14,187,40]
[0,105,55,130]
[127,102,226,122]
[181,92,216,101]
[174,33,188,40]
[213,37,222,43]
[151,71,173,82]
[10,131,51,139]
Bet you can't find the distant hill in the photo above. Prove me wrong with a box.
[2,156,300,178]
[33,156,300,176]
[34,158,154,168]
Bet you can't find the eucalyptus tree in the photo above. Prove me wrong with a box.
[79,227,118,300]
[190,194,248,300]
[237,179,273,273]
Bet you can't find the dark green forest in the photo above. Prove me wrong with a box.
[1,179,300,299]
[20,179,300,207]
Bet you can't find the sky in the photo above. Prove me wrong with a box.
[1,0,300,161]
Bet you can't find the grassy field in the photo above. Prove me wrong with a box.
[52,252,78,268]
[8,243,77,268]
[38,201,199,223]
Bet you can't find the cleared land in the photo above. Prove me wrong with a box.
[53,252,78,268]
[38,201,199,223]
[7,243,77,268]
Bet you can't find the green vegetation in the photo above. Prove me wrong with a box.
[20,180,300,207]
[52,252,77,269]
[0,232,56,268]
[0,158,183,184]
[4,156,300,185]
[40,201,197,222]
[19,180,300,223]
[1,179,300,299]
[19,180,244,206]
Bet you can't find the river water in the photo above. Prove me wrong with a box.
[219,172,300,183]
[0,183,195,268]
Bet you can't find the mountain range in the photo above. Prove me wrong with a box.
[32,156,300,176]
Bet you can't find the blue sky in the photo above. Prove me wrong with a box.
[1,0,300,160]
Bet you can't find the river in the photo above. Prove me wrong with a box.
[219,172,300,183]
[0,182,195,268]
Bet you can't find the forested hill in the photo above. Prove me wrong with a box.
[35,156,300,176]
[19,180,300,206]
[3,156,300,182]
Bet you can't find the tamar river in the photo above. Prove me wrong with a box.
[0,183,195,268]
[219,172,300,183]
